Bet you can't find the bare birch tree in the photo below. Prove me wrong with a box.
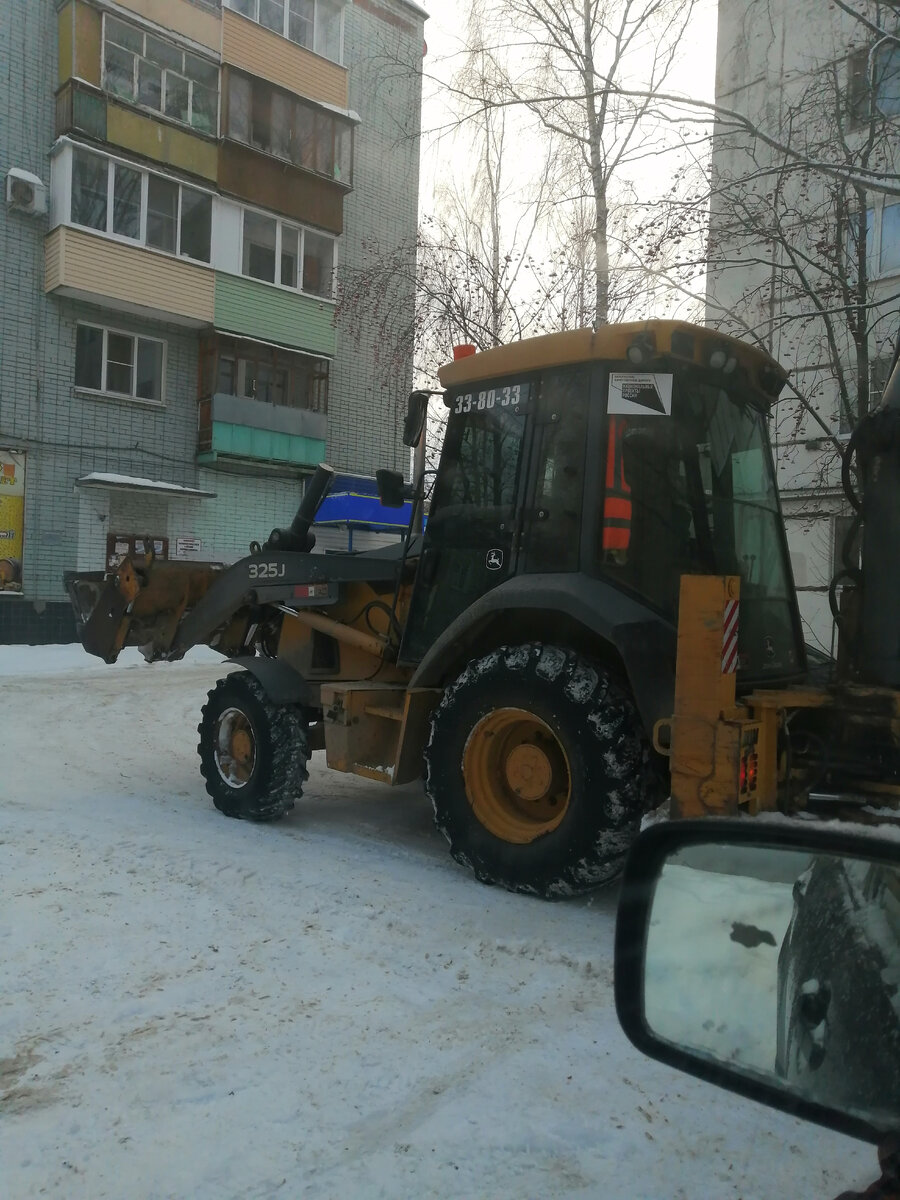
[460,0,702,325]
[703,0,900,475]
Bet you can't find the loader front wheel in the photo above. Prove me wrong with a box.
[198,671,309,822]
[425,645,652,898]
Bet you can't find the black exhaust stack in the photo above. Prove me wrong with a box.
[263,462,336,554]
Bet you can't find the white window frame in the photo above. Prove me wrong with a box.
[101,13,220,136]
[238,203,338,301]
[68,145,213,265]
[75,322,168,406]
[878,200,900,277]
[223,0,346,66]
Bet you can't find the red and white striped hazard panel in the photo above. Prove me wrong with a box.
[722,599,739,674]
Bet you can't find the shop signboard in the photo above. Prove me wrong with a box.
[0,450,25,593]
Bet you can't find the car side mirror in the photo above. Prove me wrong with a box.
[376,468,411,509]
[614,819,900,1147]
[403,391,428,448]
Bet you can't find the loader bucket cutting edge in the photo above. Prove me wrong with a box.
[64,560,222,663]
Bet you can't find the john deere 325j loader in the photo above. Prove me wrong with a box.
[67,320,815,897]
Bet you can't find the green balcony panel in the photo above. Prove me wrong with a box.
[73,87,107,139]
[198,420,326,468]
[214,274,337,357]
[55,81,107,140]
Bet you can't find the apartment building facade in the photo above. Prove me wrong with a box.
[0,0,425,642]
[707,0,899,652]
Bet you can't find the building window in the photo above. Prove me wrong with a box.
[882,203,900,274]
[844,201,900,280]
[243,211,277,281]
[225,72,353,184]
[69,147,212,263]
[838,353,895,434]
[200,335,329,413]
[847,43,900,124]
[832,514,861,578]
[871,354,895,407]
[241,209,336,298]
[103,14,219,134]
[71,149,108,230]
[75,323,166,403]
[223,0,345,65]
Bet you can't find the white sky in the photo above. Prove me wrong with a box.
[418,0,720,216]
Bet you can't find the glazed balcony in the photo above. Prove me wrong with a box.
[55,79,218,183]
[222,5,348,110]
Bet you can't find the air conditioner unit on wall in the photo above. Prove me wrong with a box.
[6,167,47,215]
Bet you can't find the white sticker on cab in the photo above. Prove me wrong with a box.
[608,372,673,417]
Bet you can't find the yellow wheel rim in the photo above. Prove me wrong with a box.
[462,707,572,844]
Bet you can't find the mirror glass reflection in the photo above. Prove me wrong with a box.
[643,842,900,1127]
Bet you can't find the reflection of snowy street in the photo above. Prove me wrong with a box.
[2,645,871,1199]
[645,861,796,1073]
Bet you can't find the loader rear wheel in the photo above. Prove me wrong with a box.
[198,672,309,822]
[425,644,651,898]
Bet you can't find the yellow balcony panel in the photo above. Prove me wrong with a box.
[222,8,347,110]
[58,2,74,87]
[111,0,221,51]
[107,105,218,183]
[45,227,215,328]
[58,1,101,88]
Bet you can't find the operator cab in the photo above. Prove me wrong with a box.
[400,322,804,687]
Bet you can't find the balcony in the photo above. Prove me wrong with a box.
[213,274,337,356]
[56,80,218,183]
[58,0,220,87]
[198,393,327,469]
[222,6,348,109]
[45,226,215,327]
[219,141,345,234]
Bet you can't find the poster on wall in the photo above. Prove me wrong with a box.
[106,533,169,569]
[0,449,25,593]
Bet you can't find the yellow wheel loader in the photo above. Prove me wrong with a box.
[65,319,900,898]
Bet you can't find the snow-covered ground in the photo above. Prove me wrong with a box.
[2,645,874,1199]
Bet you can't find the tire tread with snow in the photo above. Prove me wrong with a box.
[424,644,652,898]
[197,671,310,822]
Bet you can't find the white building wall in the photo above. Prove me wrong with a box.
[708,0,900,650]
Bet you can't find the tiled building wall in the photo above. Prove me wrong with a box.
[171,470,304,563]
[329,0,422,480]
[0,0,424,643]
[1,1,75,639]
[3,291,199,603]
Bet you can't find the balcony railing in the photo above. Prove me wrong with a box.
[197,393,327,468]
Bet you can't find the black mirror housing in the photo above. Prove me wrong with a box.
[403,391,428,448]
[376,468,410,508]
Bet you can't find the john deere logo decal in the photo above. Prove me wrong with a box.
[486,548,503,570]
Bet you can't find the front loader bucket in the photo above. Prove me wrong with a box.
[65,558,222,663]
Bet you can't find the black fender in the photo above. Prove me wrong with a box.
[405,573,676,735]
[227,655,321,708]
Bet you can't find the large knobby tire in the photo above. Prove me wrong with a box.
[198,671,310,822]
[425,644,652,898]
